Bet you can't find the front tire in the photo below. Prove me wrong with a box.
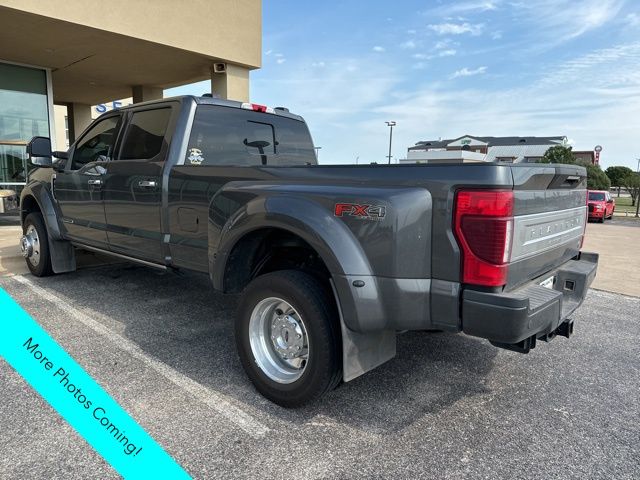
[235,270,342,407]
[21,213,53,277]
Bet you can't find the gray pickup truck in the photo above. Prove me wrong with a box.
[20,95,597,407]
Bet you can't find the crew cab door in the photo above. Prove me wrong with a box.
[53,113,122,247]
[102,105,174,262]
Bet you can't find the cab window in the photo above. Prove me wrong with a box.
[185,105,316,166]
[70,116,120,169]
[117,108,171,160]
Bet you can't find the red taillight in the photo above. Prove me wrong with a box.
[454,190,514,287]
[251,103,267,112]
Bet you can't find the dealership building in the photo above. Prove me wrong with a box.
[403,135,569,164]
[0,0,261,195]
[403,135,602,165]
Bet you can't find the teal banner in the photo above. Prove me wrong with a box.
[0,288,191,479]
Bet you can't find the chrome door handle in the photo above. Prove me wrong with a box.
[87,179,102,186]
[137,180,157,188]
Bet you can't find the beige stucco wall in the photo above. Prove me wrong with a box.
[0,0,261,68]
[53,105,68,151]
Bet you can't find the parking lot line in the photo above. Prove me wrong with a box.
[12,274,271,439]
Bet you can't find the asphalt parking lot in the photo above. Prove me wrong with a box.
[1,219,639,479]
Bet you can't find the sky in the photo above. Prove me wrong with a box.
[168,0,640,170]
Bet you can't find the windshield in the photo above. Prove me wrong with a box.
[589,192,606,201]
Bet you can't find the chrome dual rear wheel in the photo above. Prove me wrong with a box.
[248,297,309,384]
[236,270,342,407]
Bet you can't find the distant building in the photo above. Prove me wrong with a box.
[573,150,597,165]
[402,135,567,164]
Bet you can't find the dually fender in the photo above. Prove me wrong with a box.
[211,192,375,287]
[210,189,398,382]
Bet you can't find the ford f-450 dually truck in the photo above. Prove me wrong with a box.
[20,96,597,407]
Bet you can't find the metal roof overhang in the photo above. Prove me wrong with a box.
[0,6,249,105]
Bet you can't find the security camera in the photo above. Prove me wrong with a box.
[213,63,227,74]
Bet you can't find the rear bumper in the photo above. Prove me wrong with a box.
[461,252,598,348]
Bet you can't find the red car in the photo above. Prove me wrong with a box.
[588,190,615,222]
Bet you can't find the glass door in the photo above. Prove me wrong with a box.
[0,62,51,195]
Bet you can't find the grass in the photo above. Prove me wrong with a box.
[612,195,639,215]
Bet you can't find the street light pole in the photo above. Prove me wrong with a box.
[314,146,322,162]
[385,121,396,164]
[635,157,640,217]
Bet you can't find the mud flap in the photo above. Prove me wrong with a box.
[48,234,76,274]
[340,322,396,382]
[330,281,396,382]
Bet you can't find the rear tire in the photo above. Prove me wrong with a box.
[235,270,342,407]
[22,213,53,277]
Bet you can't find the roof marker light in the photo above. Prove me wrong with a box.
[241,103,275,114]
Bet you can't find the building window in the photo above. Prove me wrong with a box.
[0,62,50,193]
[496,157,515,163]
[64,115,69,147]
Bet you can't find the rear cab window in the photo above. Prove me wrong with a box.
[185,105,316,166]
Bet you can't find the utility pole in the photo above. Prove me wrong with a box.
[314,146,322,161]
[385,121,396,164]
[635,158,640,217]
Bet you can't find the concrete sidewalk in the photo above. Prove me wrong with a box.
[0,216,27,276]
[583,220,640,297]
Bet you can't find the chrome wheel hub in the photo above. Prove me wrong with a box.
[271,314,305,359]
[20,225,40,266]
[248,297,309,384]
[20,235,32,258]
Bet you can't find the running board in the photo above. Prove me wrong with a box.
[72,243,168,271]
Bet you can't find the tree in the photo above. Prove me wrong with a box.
[585,164,611,191]
[537,147,610,190]
[623,173,640,207]
[540,145,576,164]
[605,166,634,197]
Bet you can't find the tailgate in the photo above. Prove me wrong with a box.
[506,164,587,290]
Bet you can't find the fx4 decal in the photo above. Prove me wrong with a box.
[334,203,386,220]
